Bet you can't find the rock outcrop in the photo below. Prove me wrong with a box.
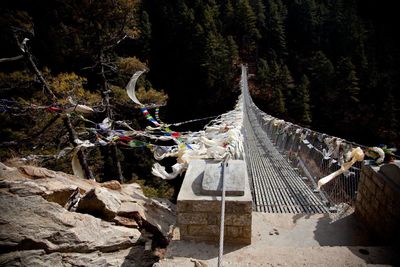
[0,162,175,266]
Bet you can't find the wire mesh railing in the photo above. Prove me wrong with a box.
[241,67,364,210]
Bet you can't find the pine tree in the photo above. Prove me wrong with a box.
[262,0,287,59]
[286,0,318,53]
[250,0,266,30]
[291,75,312,127]
[266,59,287,116]
[226,35,239,64]
[334,57,361,134]
[138,11,152,59]
[335,57,360,104]
[308,51,335,130]
[221,0,235,34]
[257,58,270,86]
[378,89,399,145]
[233,0,260,53]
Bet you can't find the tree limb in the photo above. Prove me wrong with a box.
[15,36,57,100]
[0,55,24,63]
[100,52,124,182]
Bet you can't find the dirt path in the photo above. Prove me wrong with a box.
[158,212,398,266]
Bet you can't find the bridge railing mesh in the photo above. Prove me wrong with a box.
[241,69,363,209]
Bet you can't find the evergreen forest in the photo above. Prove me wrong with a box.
[1,0,399,192]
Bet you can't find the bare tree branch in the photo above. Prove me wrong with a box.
[0,55,24,63]
[15,36,57,100]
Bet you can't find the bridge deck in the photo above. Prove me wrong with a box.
[243,106,328,214]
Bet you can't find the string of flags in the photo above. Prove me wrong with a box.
[45,69,243,179]
[3,67,397,183]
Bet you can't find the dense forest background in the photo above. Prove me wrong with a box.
[0,0,399,190]
[143,0,400,148]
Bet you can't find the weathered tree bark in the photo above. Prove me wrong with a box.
[15,36,57,100]
[63,114,95,180]
[100,52,124,182]
[24,51,57,100]
[110,142,124,182]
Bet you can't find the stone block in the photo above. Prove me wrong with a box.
[224,214,252,226]
[364,178,376,195]
[371,199,379,211]
[371,172,385,189]
[356,162,400,245]
[374,188,384,203]
[179,225,189,236]
[192,201,221,212]
[241,226,252,239]
[207,213,219,225]
[225,226,241,238]
[225,201,252,213]
[178,212,208,225]
[189,225,219,236]
[177,201,192,213]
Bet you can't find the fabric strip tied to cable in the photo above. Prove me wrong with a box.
[66,97,94,114]
[149,92,244,180]
[317,147,364,189]
[71,140,95,179]
[126,70,146,105]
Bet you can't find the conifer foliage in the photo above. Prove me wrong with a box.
[1,0,399,169]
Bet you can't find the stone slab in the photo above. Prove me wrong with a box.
[177,160,252,203]
[201,161,245,196]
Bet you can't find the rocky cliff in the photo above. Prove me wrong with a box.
[0,162,175,266]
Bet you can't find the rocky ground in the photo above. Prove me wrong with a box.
[0,162,176,267]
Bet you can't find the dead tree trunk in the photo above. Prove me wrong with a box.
[25,52,57,100]
[110,141,124,182]
[100,52,124,182]
[63,114,95,180]
[15,37,57,100]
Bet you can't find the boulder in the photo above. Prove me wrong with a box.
[143,199,176,240]
[118,201,144,217]
[0,163,176,266]
[113,216,139,228]
[0,247,156,267]
[0,163,90,206]
[101,180,122,190]
[76,187,122,221]
[0,193,141,254]
[19,166,56,179]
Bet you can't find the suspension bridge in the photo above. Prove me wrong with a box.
[239,64,363,214]
[160,65,399,267]
[242,69,329,214]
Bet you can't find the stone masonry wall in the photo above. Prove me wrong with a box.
[355,163,400,245]
[177,199,252,244]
